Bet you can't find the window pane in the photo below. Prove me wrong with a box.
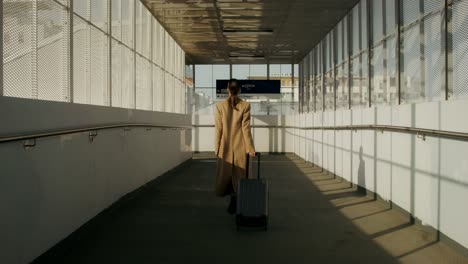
[232,64,249,79]
[195,65,213,87]
[250,64,267,79]
[213,65,229,86]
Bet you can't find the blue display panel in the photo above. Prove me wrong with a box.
[216,80,281,95]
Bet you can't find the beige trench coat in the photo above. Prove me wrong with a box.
[214,99,255,197]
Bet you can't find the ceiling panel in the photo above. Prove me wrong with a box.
[144,0,358,64]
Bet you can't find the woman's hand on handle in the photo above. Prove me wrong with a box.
[249,151,256,157]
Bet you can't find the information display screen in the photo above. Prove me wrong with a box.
[216,80,281,97]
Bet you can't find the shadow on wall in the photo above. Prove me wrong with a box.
[357,146,366,194]
[254,115,287,153]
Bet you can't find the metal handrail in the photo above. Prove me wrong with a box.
[0,124,192,144]
[192,124,468,141]
[3,123,467,145]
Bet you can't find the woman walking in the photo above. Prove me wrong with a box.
[214,79,256,214]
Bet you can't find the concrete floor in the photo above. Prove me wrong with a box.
[34,153,468,264]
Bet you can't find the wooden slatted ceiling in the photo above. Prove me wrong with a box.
[143,0,359,64]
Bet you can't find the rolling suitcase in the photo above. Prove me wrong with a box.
[236,153,269,230]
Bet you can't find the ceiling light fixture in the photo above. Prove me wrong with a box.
[223,28,274,35]
[229,55,265,60]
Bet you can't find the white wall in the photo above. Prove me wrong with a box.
[0,97,192,264]
[192,114,294,153]
[290,100,468,250]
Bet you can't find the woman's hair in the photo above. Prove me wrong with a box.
[227,79,241,110]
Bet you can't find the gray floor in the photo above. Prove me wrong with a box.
[34,154,468,264]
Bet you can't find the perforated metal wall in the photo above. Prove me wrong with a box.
[296,0,463,113]
[1,0,186,113]
[453,0,468,99]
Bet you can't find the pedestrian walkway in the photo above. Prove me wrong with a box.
[34,154,468,264]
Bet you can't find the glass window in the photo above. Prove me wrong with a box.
[250,64,267,79]
[232,64,249,79]
[195,65,213,87]
[213,65,230,87]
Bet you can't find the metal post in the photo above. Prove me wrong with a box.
[322,42,326,111]
[267,62,270,80]
[348,15,352,110]
[32,0,38,99]
[292,62,295,105]
[333,28,337,111]
[420,0,425,101]
[133,0,137,109]
[162,31,166,112]
[445,0,453,100]
[0,0,3,97]
[149,9,153,110]
[397,0,402,105]
[108,0,112,106]
[69,0,74,103]
[367,0,372,108]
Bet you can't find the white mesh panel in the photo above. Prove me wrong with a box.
[361,51,369,106]
[135,1,143,54]
[74,0,90,20]
[165,72,173,112]
[386,36,398,104]
[403,0,420,26]
[111,39,122,107]
[373,0,384,43]
[372,44,385,105]
[121,0,133,48]
[73,15,91,104]
[424,14,443,102]
[142,8,151,59]
[402,26,422,103]
[453,0,468,99]
[91,0,108,32]
[90,27,109,106]
[351,56,361,108]
[37,0,69,102]
[153,65,165,111]
[121,45,135,108]
[385,0,396,34]
[352,5,360,55]
[136,55,152,110]
[111,0,121,40]
[360,0,368,47]
[3,0,34,99]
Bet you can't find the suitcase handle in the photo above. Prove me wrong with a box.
[245,152,261,179]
